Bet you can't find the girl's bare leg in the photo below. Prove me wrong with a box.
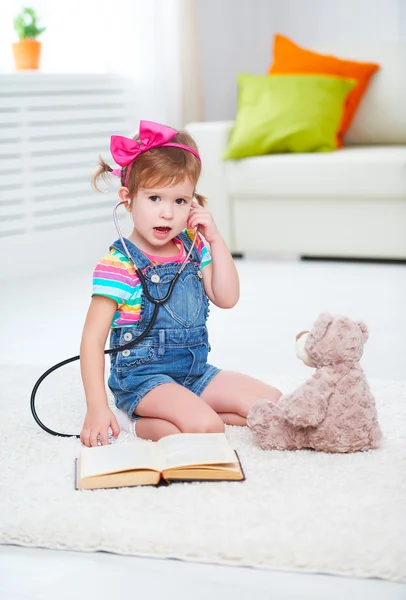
[217,413,247,426]
[134,382,224,441]
[201,371,282,425]
[135,418,181,442]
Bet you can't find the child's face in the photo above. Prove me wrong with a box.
[127,178,195,250]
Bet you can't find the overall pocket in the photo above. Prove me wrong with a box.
[117,340,156,370]
[185,343,209,381]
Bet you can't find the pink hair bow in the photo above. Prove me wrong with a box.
[110,120,201,186]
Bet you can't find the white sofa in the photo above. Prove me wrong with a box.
[187,44,406,260]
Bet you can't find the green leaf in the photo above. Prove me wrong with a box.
[13,7,45,40]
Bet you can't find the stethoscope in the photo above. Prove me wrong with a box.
[30,200,198,438]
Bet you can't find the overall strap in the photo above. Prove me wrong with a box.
[109,238,152,271]
[178,230,201,263]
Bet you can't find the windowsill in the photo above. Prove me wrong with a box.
[0,71,113,77]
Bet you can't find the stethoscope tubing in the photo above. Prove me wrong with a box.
[30,202,199,438]
[30,300,159,438]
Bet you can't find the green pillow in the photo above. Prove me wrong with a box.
[223,73,357,159]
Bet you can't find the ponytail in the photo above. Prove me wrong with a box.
[92,156,116,191]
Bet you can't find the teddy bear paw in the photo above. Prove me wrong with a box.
[247,398,278,428]
[248,398,309,451]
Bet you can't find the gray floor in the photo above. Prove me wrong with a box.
[1,258,406,599]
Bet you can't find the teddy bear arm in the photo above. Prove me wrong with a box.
[282,374,334,428]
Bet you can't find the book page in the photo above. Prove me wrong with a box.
[158,433,237,471]
[80,442,162,478]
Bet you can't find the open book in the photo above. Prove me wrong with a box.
[75,433,245,489]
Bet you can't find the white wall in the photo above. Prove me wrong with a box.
[196,0,406,121]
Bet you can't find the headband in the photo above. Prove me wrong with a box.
[110,120,201,187]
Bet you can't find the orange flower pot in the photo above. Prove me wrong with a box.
[12,39,42,70]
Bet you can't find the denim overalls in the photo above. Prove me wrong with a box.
[108,232,220,419]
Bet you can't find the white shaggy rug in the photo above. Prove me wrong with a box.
[1,365,405,582]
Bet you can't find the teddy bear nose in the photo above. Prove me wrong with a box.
[296,330,310,341]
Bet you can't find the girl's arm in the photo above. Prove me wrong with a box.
[202,237,239,308]
[80,295,120,446]
[187,204,239,308]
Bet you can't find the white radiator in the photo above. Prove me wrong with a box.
[0,73,133,280]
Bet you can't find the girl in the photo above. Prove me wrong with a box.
[80,120,281,447]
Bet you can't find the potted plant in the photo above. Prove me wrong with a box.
[13,7,46,70]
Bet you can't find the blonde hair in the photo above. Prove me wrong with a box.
[92,129,206,206]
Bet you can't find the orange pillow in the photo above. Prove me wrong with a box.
[269,34,380,146]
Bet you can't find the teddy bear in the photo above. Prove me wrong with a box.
[247,313,382,453]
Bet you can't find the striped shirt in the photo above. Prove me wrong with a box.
[92,230,212,328]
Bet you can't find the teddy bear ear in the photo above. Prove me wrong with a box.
[312,312,333,340]
[356,321,369,342]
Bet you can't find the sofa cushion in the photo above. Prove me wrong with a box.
[313,44,406,145]
[269,35,380,147]
[223,73,356,158]
[225,146,406,198]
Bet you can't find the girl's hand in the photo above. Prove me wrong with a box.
[187,201,220,244]
[80,406,120,447]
